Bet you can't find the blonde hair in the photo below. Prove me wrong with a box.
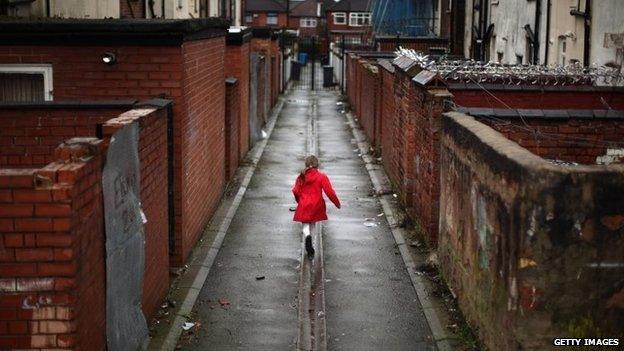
[299,155,319,181]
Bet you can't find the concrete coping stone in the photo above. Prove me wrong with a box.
[457,107,624,120]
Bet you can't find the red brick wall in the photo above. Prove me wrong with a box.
[225,81,241,181]
[0,38,227,266]
[392,70,417,210]
[120,0,146,18]
[346,54,357,110]
[0,46,184,100]
[271,39,280,105]
[380,66,398,185]
[0,139,107,350]
[225,42,251,160]
[178,38,226,265]
[257,58,266,124]
[0,108,126,168]
[251,37,277,125]
[452,88,624,110]
[358,64,379,149]
[0,106,170,350]
[480,118,624,165]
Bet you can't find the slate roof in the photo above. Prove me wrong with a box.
[290,0,320,17]
[326,0,372,12]
[245,0,288,12]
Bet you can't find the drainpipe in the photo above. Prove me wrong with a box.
[533,0,541,64]
[161,0,165,18]
[583,0,591,66]
[471,0,479,59]
[544,0,550,64]
[45,0,50,17]
[482,0,489,61]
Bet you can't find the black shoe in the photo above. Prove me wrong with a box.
[305,235,315,257]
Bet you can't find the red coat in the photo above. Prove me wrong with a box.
[292,168,340,222]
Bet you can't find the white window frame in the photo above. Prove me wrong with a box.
[0,64,53,101]
[300,17,317,28]
[333,12,346,25]
[266,12,278,25]
[349,12,371,27]
[245,14,253,23]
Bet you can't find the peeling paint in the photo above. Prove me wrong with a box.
[519,258,537,269]
[596,148,624,165]
[507,276,518,312]
[22,295,39,310]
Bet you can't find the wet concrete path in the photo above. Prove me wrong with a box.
[182,87,435,350]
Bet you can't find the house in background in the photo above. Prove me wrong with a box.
[0,0,243,25]
[289,0,324,36]
[325,0,372,43]
[244,0,289,28]
[459,0,624,67]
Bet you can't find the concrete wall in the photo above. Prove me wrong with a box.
[439,112,624,350]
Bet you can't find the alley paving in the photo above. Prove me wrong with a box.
[182,80,436,350]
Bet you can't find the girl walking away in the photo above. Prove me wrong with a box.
[292,155,341,257]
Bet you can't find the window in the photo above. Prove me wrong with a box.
[0,64,53,102]
[245,13,253,23]
[558,37,566,65]
[300,17,317,28]
[333,12,346,25]
[349,12,371,27]
[266,13,278,25]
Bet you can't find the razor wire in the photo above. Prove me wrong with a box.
[395,47,624,86]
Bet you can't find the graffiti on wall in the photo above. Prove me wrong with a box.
[102,124,149,351]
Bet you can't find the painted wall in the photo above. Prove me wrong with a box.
[6,0,119,18]
[545,0,585,65]
[590,0,624,66]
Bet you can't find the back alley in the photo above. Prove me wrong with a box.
[171,72,438,350]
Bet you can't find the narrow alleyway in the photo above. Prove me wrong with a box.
[181,68,436,350]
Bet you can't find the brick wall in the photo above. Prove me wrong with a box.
[251,37,275,125]
[0,107,128,168]
[0,37,227,266]
[439,112,624,350]
[120,0,146,18]
[226,40,251,160]
[178,38,226,266]
[271,38,280,105]
[358,63,379,150]
[347,54,624,245]
[0,139,107,350]
[478,117,624,165]
[451,87,624,110]
[0,106,170,350]
[225,79,241,181]
[379,63,399,187]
